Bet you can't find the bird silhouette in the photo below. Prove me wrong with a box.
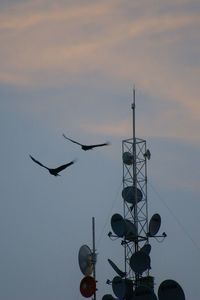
[29,155,75,176]
[62,134,110,151]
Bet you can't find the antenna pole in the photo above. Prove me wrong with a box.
[132,88,138,240]
[132,88,136,141]
[132,88,140,285]
[92,217,96,300]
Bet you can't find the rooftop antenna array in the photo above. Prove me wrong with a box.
[103,89,185,300]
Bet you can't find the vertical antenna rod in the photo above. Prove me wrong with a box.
[132,88,138,232]
[132,87,136,141]
[92,217,96,300]
[132,88,139,282]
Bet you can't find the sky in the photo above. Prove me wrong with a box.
[0,0,200,299]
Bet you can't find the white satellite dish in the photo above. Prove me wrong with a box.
[149,214,161,236]
[130,251,151,274]
[123,152,133,165]
[158,279,185,300]
[122,186,143,205]
[108,259,126,278]
[78,245,93,276]
[140,243,151,255]
[111,213,137,240]
[112,276,133,300]
[132,286,157,300]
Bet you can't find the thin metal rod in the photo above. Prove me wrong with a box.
[92,217,96,300]
[132,88,138,232]
[132,88,136,141]
[132,88,139,283]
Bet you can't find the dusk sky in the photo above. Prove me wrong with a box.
[0,1,200,299]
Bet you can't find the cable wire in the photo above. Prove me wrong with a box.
[149,180,200,253]
[96,181,123,248]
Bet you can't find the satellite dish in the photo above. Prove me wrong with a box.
[123,152,133,165]
[112,276,133,300]
[149,214,161,236]
[130,251,151,274]
[80,276,96,298]
[108,258,126,278]
[111,214,124,237]
[132,286,157,300]
[78,245,93,276]
[111,214,137,240]
[140,243,151,255]
[143,149,151,160]
[124,219,138,240]
[122,186,143,205]
[158,279,185,300]
[102,294,116,300]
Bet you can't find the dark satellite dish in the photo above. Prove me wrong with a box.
[130,251,151,274]
[158,279,185,300]
[149,214,161,236]
[112,276,133,300]
[111,214,124,237]
[140,243,151,255]
[78,245,93,276]
[111,214,137,240]
[102,294,116,300]
[123,152,133,165]
[122,186,143,205]
[143,149,151,160]
[132,286,157,300]
[124,219,138,240]
[80,276,96,298]
[108,259,126,278]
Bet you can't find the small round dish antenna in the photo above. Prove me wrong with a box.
[108,258,126,278]
[130,251,151,274]
[158,279,185,300]
[140,243,151,255]
[112,276,133,300]
[80,275,96,298]
[132,286,157,300]
[143,149,151,160]
[149,214,161,236]
[78,245,93,276]
[122,186,143,205]
[123,152,133,165]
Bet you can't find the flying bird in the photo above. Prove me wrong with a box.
[62,134,110,151]
[29,155,75,176]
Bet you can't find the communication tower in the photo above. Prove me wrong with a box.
[78,90,186,300]
[104,89,185,300]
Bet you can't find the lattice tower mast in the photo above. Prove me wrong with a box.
[122,89,149,284]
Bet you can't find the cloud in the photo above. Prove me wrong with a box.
[0,0,199,85]
[82,119,131,138]
[0,0,200,141]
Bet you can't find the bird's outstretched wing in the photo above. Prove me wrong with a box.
[88,142,110,149]
[53,160,75,174]
[63,134,110,150]
[29,155,49,169]
[62,134,83,146]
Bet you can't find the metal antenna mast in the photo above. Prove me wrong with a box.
[122,88,150,284]
[101,89,185,300]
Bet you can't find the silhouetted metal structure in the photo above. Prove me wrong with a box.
[104,89,185,300]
